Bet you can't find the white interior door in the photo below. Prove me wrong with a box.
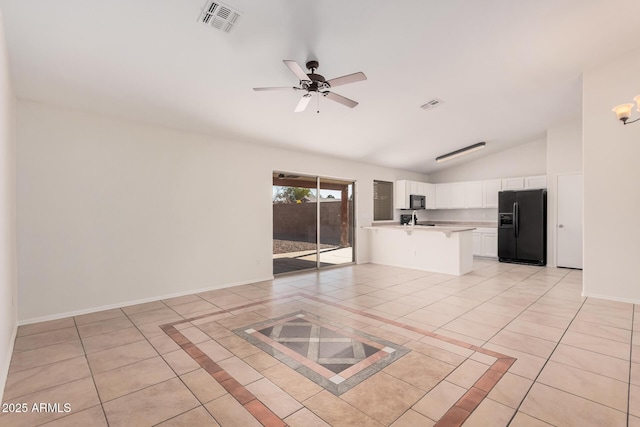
[557,173,583,269]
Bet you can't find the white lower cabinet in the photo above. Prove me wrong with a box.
[473,228,497,258]
[482,233,497,257]
[472,233,483,256]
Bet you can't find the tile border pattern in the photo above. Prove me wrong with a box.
[160,292,517,427]
[235,311,410,395]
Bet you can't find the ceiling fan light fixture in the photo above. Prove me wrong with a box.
[436,142,486,163]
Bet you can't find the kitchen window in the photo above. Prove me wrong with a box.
[373,180,393,221]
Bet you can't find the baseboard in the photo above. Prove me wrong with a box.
[581,291,640,305]
[0,322,18,404]
[17,275,275,326]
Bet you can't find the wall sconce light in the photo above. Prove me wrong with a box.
[612,95,640,125]
[436,142,486,163]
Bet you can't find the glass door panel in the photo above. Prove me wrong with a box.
[272,173,318,274]
[318,178,355,267]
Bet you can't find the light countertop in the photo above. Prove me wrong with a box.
[417,221,497,228]
[363,224,476,237]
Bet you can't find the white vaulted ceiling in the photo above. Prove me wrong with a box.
[2,0,640,173]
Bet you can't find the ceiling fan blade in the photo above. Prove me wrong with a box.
[324,91,358,108]
[253,86,299,91]
[326,72,367,88]
[283,60,310,82]
[295,93,313,112]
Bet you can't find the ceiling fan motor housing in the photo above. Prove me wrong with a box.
[303,61,330,91]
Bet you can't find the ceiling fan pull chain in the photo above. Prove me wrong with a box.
[317,93,320,114]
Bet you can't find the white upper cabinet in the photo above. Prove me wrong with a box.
[465,181,484,208]
[424,183,436,209]
[449,182,483,209]
[394,180,431,209]
[435,183,452,209]
[437,181,485,209]
[394,180,409,209]
[525,175,547,189]
[502,175,547,191]
[397,175,544,211]
[482,179,502,208]
[502,177,525,190]
[409,180,420,195]
[450,183,466,208]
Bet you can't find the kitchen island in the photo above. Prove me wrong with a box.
[364,225,475,275]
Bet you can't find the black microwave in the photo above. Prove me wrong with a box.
[410,194,426,209]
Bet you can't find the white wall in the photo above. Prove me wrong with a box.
[583,48,640,302]
[546,119,583,267]
[427,137,547,183]
[17,101,428,322]
[0,7,18,404]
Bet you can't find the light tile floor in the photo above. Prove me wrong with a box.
[1,260,637,426]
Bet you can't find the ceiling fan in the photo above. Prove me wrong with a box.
[253,60,367,112]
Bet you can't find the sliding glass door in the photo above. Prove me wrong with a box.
[318,178,354,267]
[272,172,355,275]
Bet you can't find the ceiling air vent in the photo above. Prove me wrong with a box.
[199,1,241,33]
[420,98,443,110]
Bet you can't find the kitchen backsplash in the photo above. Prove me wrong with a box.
[411,208,499,222]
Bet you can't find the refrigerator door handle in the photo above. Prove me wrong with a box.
[514,202,519,237]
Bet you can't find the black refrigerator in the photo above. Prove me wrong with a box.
[498,189,547,266]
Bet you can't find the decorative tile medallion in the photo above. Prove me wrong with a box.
[235,311,409,395]
[159,292,516,426]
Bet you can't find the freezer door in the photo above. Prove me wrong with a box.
[515,190,547,264]
[498,190,516,213]
[498,191,517,260]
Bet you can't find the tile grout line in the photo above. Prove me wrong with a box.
[434,357,516,426]
[505,290,590,425]
[160,325,285,427]
[314,267,569,426]
[71,315,110,427]
[6,264,592,427]
[95,300,257,426]
[132,309,218,427]
[156,291,312,426]
[297,292,519,426]
[115,301,221,426]
[162,289,494,426]
[5,315,111,426]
